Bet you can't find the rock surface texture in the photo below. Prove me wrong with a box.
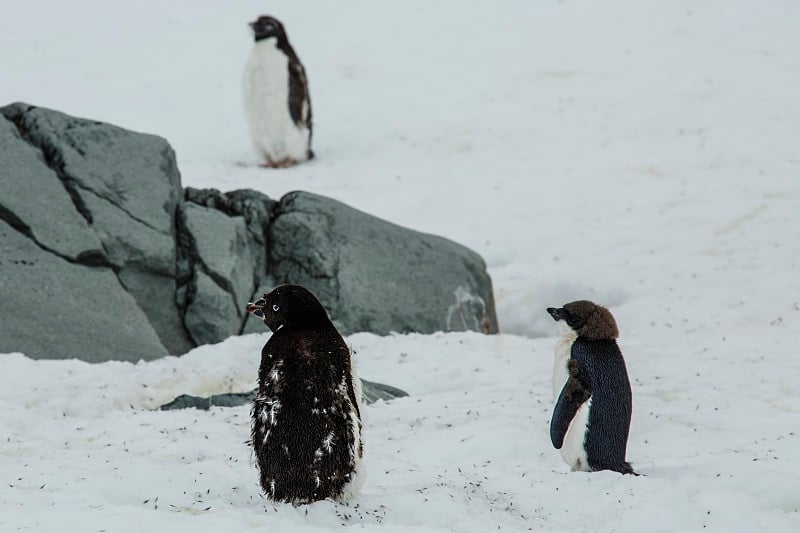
[270,191,499,335]
[1,103,182,360]
[0,103,498,362]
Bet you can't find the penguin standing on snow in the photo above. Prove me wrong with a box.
[246,285,363,504]
[243,15,313,167]
[546,300,637,475]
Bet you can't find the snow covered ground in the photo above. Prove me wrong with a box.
[1,0,799,531]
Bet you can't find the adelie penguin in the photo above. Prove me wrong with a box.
[243,15,313,168]
[246,285,364,504]
[547,300,638,475]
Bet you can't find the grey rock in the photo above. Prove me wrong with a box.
[0,104,498,369]
[183,270,240,346]
[181,203,255,312]
[1,102,185,354]
[1,102,181,234]
[160,392,255,410]
[184,187,275,279]
[269,191,499,335]
[178,202,258,344]
[0,115,104,261]
[360,380,410,404]
[0,219,167,362]
[78,188,175,273]
[159,378,408,411]
[117,267,193,355]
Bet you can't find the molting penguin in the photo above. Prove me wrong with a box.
[546,300,637,475]
[243,15,313,167]
[246,285,363,504]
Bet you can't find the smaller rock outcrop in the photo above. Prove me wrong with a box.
[159,379,409,411]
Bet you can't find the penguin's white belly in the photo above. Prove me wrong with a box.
[243,39,309,163]
[560,397,591,471]
[552,324,577,401]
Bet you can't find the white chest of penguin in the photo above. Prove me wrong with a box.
[552,325,592,471]
[243,38,309,162]
[552,322,576,400]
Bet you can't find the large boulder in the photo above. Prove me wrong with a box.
[0,103,498,365]
[1,102,191,356]
[269,191,499,335]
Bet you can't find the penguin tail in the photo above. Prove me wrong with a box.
[616,462,640,476]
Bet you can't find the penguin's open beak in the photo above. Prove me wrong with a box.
[547,307,565,321]
[246,298,267,318]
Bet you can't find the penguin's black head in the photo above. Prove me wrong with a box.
[249,15,286,42]
[547,300,619,340]
[245,284,331,333]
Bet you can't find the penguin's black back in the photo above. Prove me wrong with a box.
[251,293,361,503]
[572,337,634,474]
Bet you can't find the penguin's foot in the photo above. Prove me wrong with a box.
[260,158,300,168]
[276,158,299,168]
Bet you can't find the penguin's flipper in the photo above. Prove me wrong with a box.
[550,360,592,449]
[287,59,311,128]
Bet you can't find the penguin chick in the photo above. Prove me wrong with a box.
[246,285,363,504]
[546,300,637,475]
[243,15,313,168]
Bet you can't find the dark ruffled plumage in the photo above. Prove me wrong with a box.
[249,285,363,504]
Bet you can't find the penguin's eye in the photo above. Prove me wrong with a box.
[263,23,274,31]
[565,313,583,329]
[562,309,580,328]
[272,304,280,312]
